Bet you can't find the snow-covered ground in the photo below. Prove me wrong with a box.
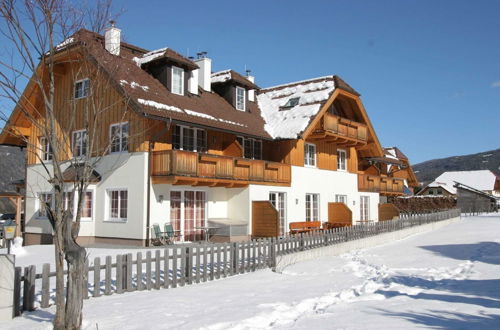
[2,215,500,329]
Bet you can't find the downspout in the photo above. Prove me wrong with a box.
[145,141,153,247]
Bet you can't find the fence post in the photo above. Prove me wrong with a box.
[0,255,15,320]
[22,265,35,311]
[116,255,123,294]
[41,263,50,307]
[231,242,238,275]
[185,246,193,285]
[269,237,276,271]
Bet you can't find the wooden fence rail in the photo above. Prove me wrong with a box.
[13,208,460,316]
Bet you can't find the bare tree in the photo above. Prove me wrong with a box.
[0,1,124,329]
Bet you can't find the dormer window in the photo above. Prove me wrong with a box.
[172,66,184,95]
[74,79,90,99]
[236,86,246,111]
[280,97,300,110]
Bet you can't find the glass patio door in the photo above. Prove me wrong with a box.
[170,191,206,241]
[269,192,286,236]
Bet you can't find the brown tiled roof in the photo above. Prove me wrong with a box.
[212,70,259,89]
[72,30,271,139]
[384,147,409,160]
[139,48,199,70]
[333,76,360,96]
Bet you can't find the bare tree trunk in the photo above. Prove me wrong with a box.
[63,212,86,330]
[53,232,66,329]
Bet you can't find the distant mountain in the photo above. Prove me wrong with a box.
[0,145,25,213]
[413,148,500,184]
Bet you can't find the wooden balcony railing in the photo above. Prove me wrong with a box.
[323,113,368,142]
[358,174,405,195]
[151,150,291,187]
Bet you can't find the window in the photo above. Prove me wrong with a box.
[63,192,74,215]
[74,79,90,99]
[428,189,434,195]
[237,136,262,160]
[172,66,184,95]
[173,125,207,152]
[437,189,443,195]
[37,193,53,218]
[305,193,319,222]
[304,143,316,167]
[39,137,52,161]
[337,149,347,171]
[335,194,348,204]
[360,196,370,221]
[280,97,300,110]
[236,86,246,111]
[269,192,286,236]
[110,122,129,153]
[72,130,87,158]
[108,189,128,221]
[81,191,93,219]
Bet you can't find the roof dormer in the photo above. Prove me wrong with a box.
[211,70,259,112]
[133,48,199,96]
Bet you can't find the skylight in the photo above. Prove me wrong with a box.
[280,97,300,110]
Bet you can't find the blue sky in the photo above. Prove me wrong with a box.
[2,0,499,164]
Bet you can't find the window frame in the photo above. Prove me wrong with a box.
[237,136,262,160]
[39,136,52,162]
[173,125,207,153]
[106,188,128,222]
[337,149,347,171]
[109,122,129,154]
[37,192,53,219]
[304,142,317,167]
[235,86,246,111]
[80,190,94,221]
[171,66,185,96]
[74,78,90,99]
[305,193,320,222]
[335,194,348,205]
[360,196,370,221]
[72,129,88,158]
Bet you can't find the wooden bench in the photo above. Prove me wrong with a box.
[323,222,351,230]
[289,221,322,234]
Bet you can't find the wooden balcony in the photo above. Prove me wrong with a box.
[151,150,291,187]
[308,113,368,147]
[358,174,405,195]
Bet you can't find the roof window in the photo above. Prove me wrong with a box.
[280,97,300,110]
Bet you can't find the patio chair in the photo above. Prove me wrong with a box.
[164,223,182,244]
[151,223,167,246]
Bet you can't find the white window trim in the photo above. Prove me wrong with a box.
[171,66,184,96]
[360,196,370,221]
[269,191,287,236]
[170,189,208,242]
[79,189,95,222]
[305,193,320,222]
[105,188,128,222]
[175,125,206,152]
[237,136,263,160]
[74,78,90,99]
[109,122,129,154]
[236,86,246,111]
[36,192,53,219]
[337,149,347,171]
[39,136,52,162]
[335,194,348,205]
[304,142,317,168]
[72,129,87,158]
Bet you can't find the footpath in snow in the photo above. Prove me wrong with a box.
[1,215,500,329]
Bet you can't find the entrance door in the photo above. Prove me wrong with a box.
[170,191,206,241]
[269,192,286,236]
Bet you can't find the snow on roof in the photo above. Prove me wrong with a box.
[120,80,149,92]
[385,148,398,160]
[257,77,335,139]
[434,170,497,193]
[133,47,168,67]
[211,70,232,84]
[422,170,498,195]
[137,98,183,113]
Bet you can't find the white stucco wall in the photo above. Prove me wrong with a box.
[25,152,148,240]
[246,166,379,234]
